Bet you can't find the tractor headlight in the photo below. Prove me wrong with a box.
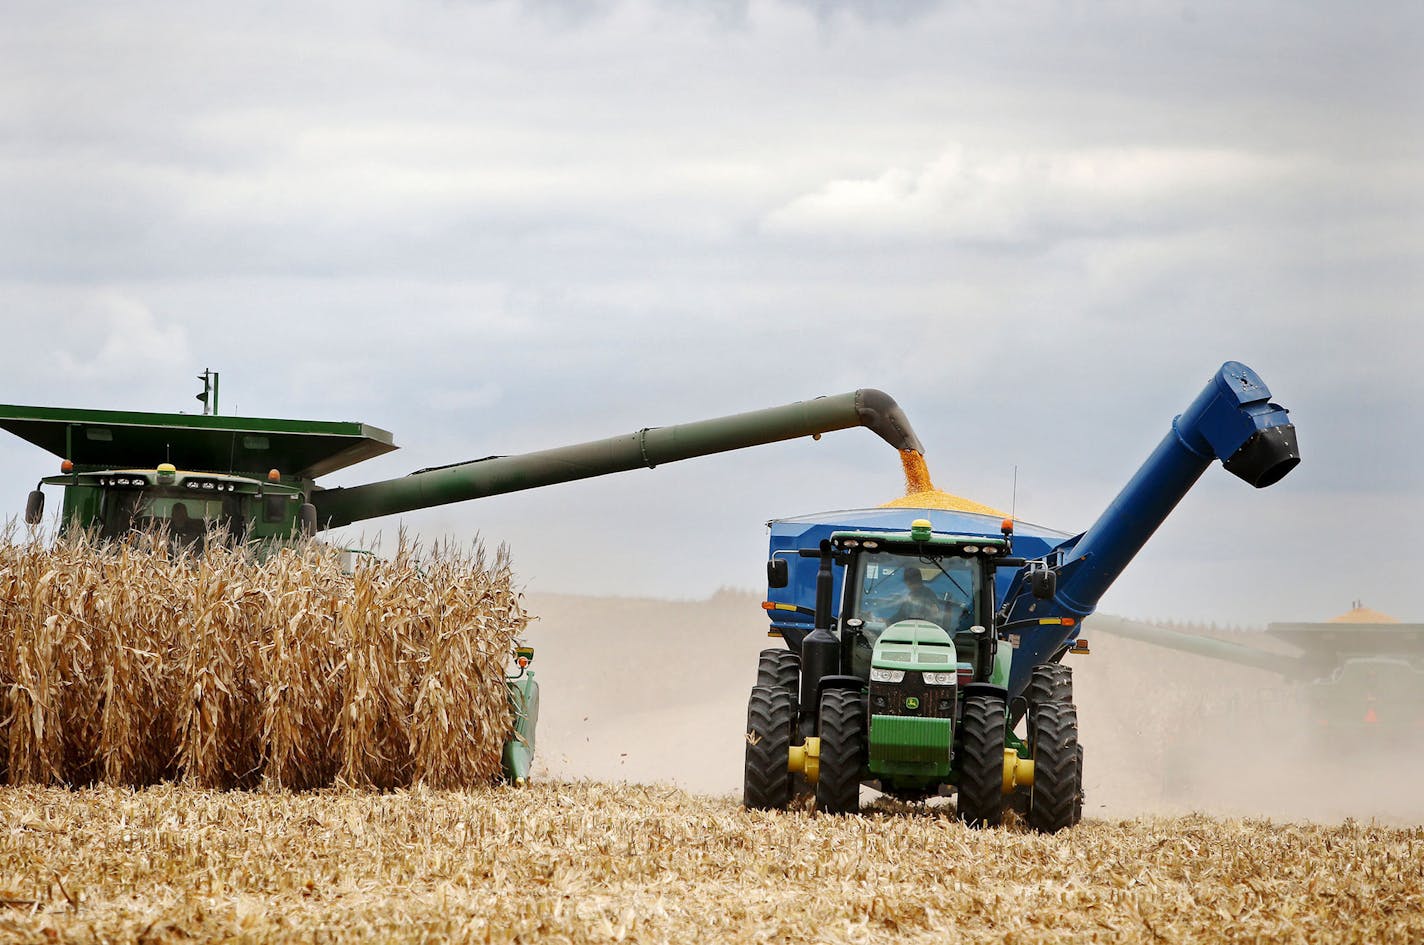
[870,667,905,683]
[922,672,956,686]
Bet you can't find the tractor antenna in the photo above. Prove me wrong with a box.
[1011,465,1018,521]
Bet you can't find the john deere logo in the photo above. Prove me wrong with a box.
[905,696,920,710]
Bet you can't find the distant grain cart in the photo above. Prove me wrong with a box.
[1091,606,1424,751]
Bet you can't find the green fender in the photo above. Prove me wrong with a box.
[991,643,1012,688]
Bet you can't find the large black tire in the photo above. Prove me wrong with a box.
[744,686,794,810]
[1025,663,1073,710]
[955,694,1006,828]
[755,648,800,696]
[1027,701,1080,833]
[1074,741,1085,824]
[815,689,866,815]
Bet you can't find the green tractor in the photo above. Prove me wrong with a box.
[747,362,1302,829]
[748,519,1079,830]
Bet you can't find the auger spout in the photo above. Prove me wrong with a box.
[1054,361,1298,617]
[1001,361,1299,696]
[312,389,923,529]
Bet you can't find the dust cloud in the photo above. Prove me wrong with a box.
[523,590,1424,824]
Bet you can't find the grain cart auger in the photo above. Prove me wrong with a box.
[1,386,924,784]
[747,361,1300,831]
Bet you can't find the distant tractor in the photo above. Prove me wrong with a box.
[746,362,1301,830]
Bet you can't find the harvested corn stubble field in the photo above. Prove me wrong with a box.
[0,531,527,791]
[0,781,1421,943]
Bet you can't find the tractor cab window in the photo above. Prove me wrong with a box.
[100,488,248,545]
[845,552,983,642]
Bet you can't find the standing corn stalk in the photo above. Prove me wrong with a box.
[0,529,527,791]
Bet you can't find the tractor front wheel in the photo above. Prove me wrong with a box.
[815,689,866,815]
[1027,701,1080,832]
[744,685,794,810]
[955,693,1006,828]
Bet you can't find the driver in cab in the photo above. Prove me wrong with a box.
[888,567,942,625]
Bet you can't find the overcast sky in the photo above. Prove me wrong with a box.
[2,0,1420,624]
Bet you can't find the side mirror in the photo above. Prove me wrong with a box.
[1030,569,1057,601]
[24,489,44,526]
[766,558,788,588]
[299,502,318,538]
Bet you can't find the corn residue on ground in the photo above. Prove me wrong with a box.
[882,450,1006,516]
[0,532,526,791]
[0,782,1419,944]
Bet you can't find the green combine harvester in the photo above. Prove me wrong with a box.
[1,377,925,782]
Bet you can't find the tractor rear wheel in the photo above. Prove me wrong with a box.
[744,685,794,810]
[1074,742,1085,824]
[756,648,800,695]
[1027,701,1080,833]
[1025,663,1073,710]
[815,689,866,815]
[955,693,1006,828]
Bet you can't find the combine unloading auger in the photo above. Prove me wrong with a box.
[310,389,922,528]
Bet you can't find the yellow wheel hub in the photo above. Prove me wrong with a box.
[1003,749,1034,794]
[788,737,821,785]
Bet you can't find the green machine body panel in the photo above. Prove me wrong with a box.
[870,619,957,670]
[866,620,957,782]
[990,643,1012,687]
[868,716,952,781]
[502,672,540,783]
[0,403,396,481]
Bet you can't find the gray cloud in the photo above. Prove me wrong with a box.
[1,0,1420,624]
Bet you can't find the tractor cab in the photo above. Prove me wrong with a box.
[831,526,1004,686]
[749,518,1023,822]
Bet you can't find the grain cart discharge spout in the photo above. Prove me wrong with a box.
[310,389,922,529]
[999,361,1300,695]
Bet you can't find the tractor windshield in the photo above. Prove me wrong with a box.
[845,552,983,637]
[100,488,248,545]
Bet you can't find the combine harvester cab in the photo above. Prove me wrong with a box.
[748,361,1300,831]
[2,385,925,785]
